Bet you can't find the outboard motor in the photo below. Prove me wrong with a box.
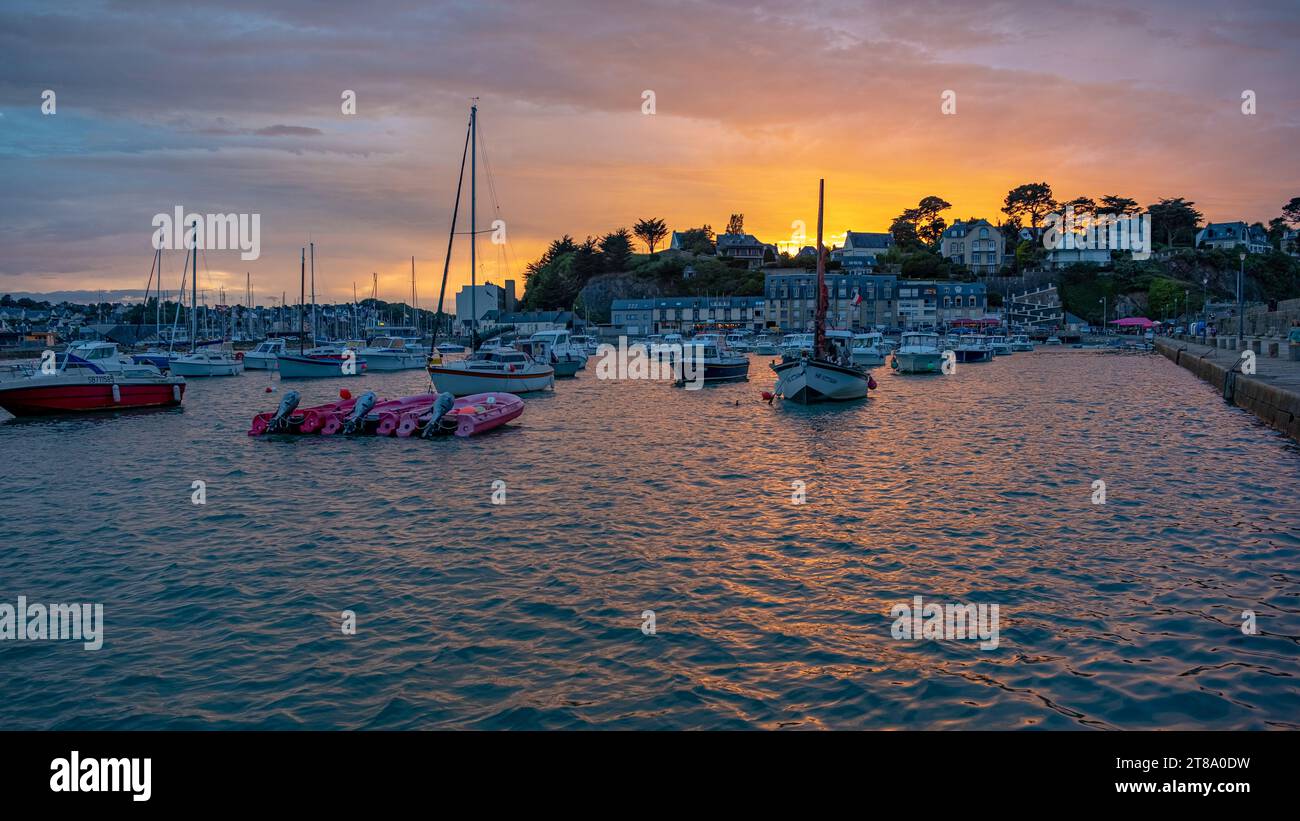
[421,392,456,438]
[341,391,377,434]
[268,390,301,431]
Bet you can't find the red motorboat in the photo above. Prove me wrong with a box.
[0,342,185,417]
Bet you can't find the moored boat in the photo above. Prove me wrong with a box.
[769,180,873,404]
[243,338,289,370]
[357,336,425,371]
[891,332,944,374]
[0,341,185,416]
[674,340,748,386]
[170,342,245,377]
[850,332,887,367]
[428,349,555,394]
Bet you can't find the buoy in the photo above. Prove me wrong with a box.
[867,375,878,389]
[265,386,273,393]
[761,391,774,401]
[339,388,352,400]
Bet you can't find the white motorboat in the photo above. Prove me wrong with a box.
[850,332,887,367]
[891,332,944,374]
[436,342,467,354]
[519,329,587,377]
[244,338,288,370]
[1045,336,1063,346]
[1009,335,1035,352]
[170,343,245,377]
[725,333,752,352]
[778,333,814,358]
[358,336,425,370]
[753,335,780,355]
[428,349,555,393]
[987,334,1013,356]
[950,334,993,363]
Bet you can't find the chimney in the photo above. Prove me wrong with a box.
[505,279,517,313]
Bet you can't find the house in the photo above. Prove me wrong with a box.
[487,310,574,336]
[454,280,517,334]
[1281,229,1299,257]
[1195,222,1271,255]
[897,281,989,329]
[715,233,767,269]
[610,296,765,335]
[940,219,1004,275]
[833,231,894,270]
[764,269,899,331]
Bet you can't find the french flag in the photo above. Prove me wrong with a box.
[852,289,863,306]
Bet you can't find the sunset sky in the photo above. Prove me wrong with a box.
[1,0,1297,307]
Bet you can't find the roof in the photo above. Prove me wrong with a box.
[496,310,573,324]
[844,231,895,250]
[716,233,763,249]
[941,219,997,238]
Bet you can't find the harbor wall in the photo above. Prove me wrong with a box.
[1154,339,1300,442]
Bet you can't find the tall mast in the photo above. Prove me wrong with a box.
[470,101,477,350]
[411,255,416,331]
[814,179,827,360]
[431,106,473,351]
[191,220,198,349]
[299,248,306,354]
[310,241,316,345]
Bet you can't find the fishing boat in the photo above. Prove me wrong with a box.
[519,329,587,377]
[171,342,245,376]
[891,332,944,373]
[0,341,185,416]
[675,339,749,386]
[850,332,887,367]
[1009,334,1035,352]
[428,349,554,393]
[357,336,424,371]
[769,181,873,404]
[244,338,289,370]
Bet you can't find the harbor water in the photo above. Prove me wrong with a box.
[1,349,1298,729]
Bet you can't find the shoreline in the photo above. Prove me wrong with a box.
[1154,337,1300,442]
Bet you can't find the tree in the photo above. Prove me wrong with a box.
[889,213,923,250]
[1098,195,1140,216]
[599,228,634,272]
[1002,182,1058,231]
[725,213,744,235]
[1063,196,1098,215]
[674,225,715,255]
[1147,197,1202,248]
[1282,197,1300,229]
[913,195,952,246]
[633,218,668,255]
[1147,277,1183,319]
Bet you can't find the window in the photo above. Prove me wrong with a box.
[968,296,977,307]
[980,227,989,238]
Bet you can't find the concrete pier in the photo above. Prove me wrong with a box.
[1154,337,1300,442]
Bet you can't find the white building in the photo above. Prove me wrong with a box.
[454,280,516,334]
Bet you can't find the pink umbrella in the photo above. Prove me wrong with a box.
[1110,317,1154,328]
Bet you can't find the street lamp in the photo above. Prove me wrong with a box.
[1099,296,1106,339]
[1238,251,1246,349]
[1202,276,1208,343]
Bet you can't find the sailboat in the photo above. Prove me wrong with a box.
[278,243,368,378]
[169,222,245,377]
[770,180,873,403]
[426,102,553,393]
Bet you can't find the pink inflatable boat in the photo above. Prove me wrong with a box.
[395,391,524,438]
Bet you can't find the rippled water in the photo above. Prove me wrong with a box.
[1,349,1298,729]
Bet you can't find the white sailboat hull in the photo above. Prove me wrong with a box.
[428,366,555,394]
[771,358,869,403]
[170,358,244,377]
[360,351,426,371]
[242,352,278,370]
